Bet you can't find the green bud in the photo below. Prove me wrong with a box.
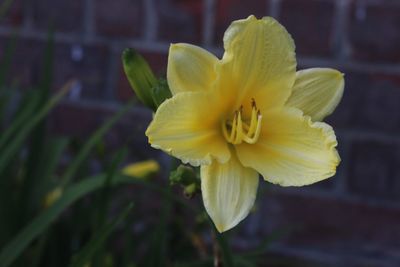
[122,48,157,110]
[183,183,199,199]
[151,78,172,107]
[169,165,199,187]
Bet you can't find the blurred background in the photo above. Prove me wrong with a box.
[1,0,400,266]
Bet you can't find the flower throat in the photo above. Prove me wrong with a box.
[222,99,262,145]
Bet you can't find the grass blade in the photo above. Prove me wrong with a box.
[0,173,108,267]
[0,90,40,150]
[0,31,17,87]
[70,202,134,267]
[0,81,73,175]
[0,173,189,267]
[91,148,128,266]
[0,173,103,267]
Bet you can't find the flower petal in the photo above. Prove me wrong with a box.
[236,108,340,186]
[167,43,219,95]
[220,15,296,110]
[146,91,230,166]
[286,68,345,121]
[201,153,259,232]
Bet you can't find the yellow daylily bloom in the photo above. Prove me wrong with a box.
[146,15,344,232]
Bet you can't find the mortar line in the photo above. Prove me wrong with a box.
[144,0,157,41]
[203,0,216,46]
[83,0,95,39]
[332,0,351,60]
[268,0,281,18]
[104,42,121,101]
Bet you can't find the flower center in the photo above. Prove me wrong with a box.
[222,98,262,145]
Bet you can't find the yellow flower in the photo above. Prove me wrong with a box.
[146,15,344,232]
[122,160,160,179]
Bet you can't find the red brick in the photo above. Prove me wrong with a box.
[96,0,143,38]
[0,0,23,27]
[157,0,203,43]
[32,0,84,32]
[0,38,45,88]
[325,72,400,134]
[280,0,335,57]
[256,192,400,257]
[117,50,168,102]
[52,43,111,100]
[0,38,110,100]
[348,140,400,199]
[349,1,400,63]
[49,103,154,156]
[50,104,110,137]
[214,0,269,46]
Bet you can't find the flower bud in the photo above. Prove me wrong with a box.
[122,160,160,179]
[122,48,158,110]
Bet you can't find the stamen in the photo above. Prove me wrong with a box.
[251,98,256,108]
[230,112,238,141]
[222,99,263,145]
[234,110,243,144]
[242,114,262,144]
[246,105,258,137]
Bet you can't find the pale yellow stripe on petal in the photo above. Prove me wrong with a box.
[286,68,345,121]
[167,43,219,95]
[146,92,230,166]
[201,153,259,232]
[236,107,340,186]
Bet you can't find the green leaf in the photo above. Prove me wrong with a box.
[95,148,128,229]
[70,202,134,267]
[122,48,158,110]
[0,81,73,175]
[0,173,108,267]
[31,138,69,204]
[0,174,194,267]
[18,31,55,225]
[0,90,41,150]
[91,148,128,266]
[143,187,171,267]
[0,31,18,87]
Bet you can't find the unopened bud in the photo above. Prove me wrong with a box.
[122,160,160,179]
[122,48,158,110]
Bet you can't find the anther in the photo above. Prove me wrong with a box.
[251,98,256,108]
[222,99,263,145]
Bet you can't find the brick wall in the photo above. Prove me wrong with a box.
[1,0,400,266]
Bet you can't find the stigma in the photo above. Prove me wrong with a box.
[222,99,262,145]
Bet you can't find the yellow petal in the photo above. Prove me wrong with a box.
[219,15,296,110]
[146,92,230,166]
[236,108,340,186]
[167,43,218,95]
[286,68,345,121]
[122,160,160,179]
[201,152,259,232]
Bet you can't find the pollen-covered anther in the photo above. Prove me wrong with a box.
[222,100,262,145]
